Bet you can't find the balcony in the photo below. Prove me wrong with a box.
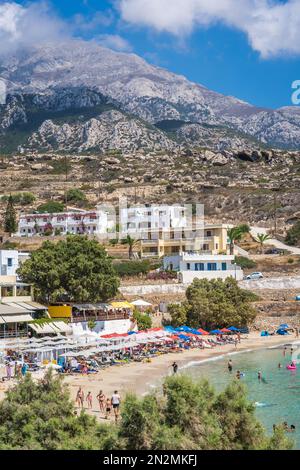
[71,311,129,323]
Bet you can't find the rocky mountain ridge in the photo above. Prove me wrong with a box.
[0,40,300,152]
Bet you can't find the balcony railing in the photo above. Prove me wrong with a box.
[71,312,129,323]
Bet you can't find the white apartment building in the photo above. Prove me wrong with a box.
[17,210,112,237]
[164,252,243,284]
[119,204,201,239]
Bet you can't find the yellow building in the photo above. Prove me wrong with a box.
[140,224,230,258]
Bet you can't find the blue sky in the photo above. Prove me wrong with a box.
[1,0,300,109]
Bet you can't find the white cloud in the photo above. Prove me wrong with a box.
[96,33,132,51]
[119,0,300,58]
[0,1,68,54]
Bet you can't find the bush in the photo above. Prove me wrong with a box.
[114,260,152,277]
[234,256,257,269]
[1,192,35,206]
[133,310,152,330]
[146,271,177,281]
[285,221,300,246]
[37,201,65,213]
[66,189,87,204]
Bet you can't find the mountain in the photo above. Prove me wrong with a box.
[0,39,300,152]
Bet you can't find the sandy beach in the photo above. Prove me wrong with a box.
[1,332,298,422]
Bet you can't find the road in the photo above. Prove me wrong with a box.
[250,226,300,255]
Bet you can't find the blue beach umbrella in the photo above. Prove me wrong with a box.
[228,326,240,332]
[210,329,223,335]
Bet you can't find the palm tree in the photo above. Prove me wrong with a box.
[227,227,243,255]
[255,233,272,254]
[121,235,141,259]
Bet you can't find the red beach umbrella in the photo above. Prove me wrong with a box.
[198,328,209,335]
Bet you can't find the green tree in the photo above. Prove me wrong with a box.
[182,278,257,330]
[227,226,243,255]
[66,189,87,204]
[168,303,188,327]
[133,309,152,330]
[17,235,120,303]
[4,194,17,235]
[0,371,117,450]
[254,233,272,253]
[119,375,292,450]
[37,201,65,214]
[285,220,300,246]
[121,235,141,259]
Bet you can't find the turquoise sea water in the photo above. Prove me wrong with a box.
[183,343,300,449]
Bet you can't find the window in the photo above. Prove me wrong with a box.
[206,230,212,237]
[195,263,204,271]
[203,244,209,251]
[7,258,13,267]
[222,263,227,271]
[207,263,217,271]
[187,263,191,270]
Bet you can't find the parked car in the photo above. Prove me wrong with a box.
[245,272,264,280]
[265,248,284,255]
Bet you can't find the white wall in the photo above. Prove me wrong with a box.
[180,270,244,284]
[0,250,19,276]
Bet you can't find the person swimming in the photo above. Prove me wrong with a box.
[278,363,282,369]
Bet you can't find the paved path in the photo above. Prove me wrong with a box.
[250,226,300,255]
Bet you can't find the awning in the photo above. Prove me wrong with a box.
[1,314,33,323]
[52,322,72,334]
[28,322,69,335]
[0,304,27,315]
[110,301,133,309]
[131,299,152,307]
[4,302,32,312]
[24,301,47,310]
[28,323,57,334]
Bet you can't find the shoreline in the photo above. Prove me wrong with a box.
[0,333,298,420]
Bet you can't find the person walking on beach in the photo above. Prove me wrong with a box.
[76,387,84,409]
[228,359,233,372]
[97,390,106,413]
[6,363,12,380]
[172,362,178,374]
[111,390,121,423]
[237,332,241,343]
[86,391,93,409]
[105,398,112,419]
[234,338,238,349]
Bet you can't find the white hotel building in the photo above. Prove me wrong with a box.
[17,209,112,237]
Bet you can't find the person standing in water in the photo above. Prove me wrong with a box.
[172,362,178,374]
[283,347,287,357]
[228,359,233,372]
[258,371,262,381]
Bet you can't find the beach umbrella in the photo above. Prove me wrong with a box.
[41,363,62,370]
[197,328,209,335]
[210,329,223,335]
[220,328,231,333]
[279,324,289,329]
[227,326,240,332]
